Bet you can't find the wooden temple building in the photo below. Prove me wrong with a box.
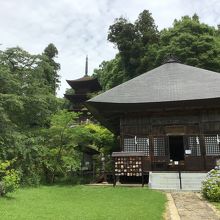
[86,57,220,184]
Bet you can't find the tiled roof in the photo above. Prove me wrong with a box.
[88,62,220,104]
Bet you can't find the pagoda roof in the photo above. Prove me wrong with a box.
[66,75,101,92]
[64,94,88,103]
[87,62,220,104]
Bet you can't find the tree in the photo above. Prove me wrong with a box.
[135,10,159,45]
[41,43,60,94]
[78,123,115,154]
[0,46,62,185]
[95,10,159,89]
[94,55,124,91]
[96,11,220,91]
[156,14,220,72]
[40,110,81,183]
[0,46,62,128]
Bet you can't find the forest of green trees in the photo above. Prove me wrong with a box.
[0,44,114,195]
[1,10,220,195]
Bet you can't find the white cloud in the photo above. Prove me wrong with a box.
[0,0,219,97]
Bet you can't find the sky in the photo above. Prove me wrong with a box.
[0,0,220,97]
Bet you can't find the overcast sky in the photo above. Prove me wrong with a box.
[1,0,220,97]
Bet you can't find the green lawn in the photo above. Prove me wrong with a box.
[0,185,166,220]
[211,202,220,211]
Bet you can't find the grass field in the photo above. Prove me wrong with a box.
[212,202,220,211]
[0,185,166,220]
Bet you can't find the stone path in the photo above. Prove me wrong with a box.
[168,192,220,220]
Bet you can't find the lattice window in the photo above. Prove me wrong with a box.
[153,137,167,156]
[137,137,149,155]
[123,137,149,155]
[205,135,220,156]
[187,136,201,156]
[123,138,135,152]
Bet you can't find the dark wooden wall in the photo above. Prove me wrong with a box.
[119,108,220,171]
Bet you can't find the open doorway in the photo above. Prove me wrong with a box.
[169,136,184,161]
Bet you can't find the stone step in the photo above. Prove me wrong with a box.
[149,172,207,190]
[181,173,207,190]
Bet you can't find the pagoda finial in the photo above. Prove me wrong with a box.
[85,55,88,76]
[163,54,181,64]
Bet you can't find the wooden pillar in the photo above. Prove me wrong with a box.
[149,135,154,171]
[199,120,206,171]
[199,134,206,171]
[141,157,144,187]
[119,132,123,151]
[113,157,116,187]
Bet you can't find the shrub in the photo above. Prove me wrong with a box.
[0,160,20,196]
[20,170,41,186]
[202,167,220,202]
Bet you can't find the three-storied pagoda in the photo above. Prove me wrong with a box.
[64,56,101,114]
[64,57,102,172]
[86,57,220,181]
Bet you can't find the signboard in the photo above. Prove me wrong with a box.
[165,125,185,135]
[185,149,192,155]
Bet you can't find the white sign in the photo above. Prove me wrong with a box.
[185,149,192,155]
